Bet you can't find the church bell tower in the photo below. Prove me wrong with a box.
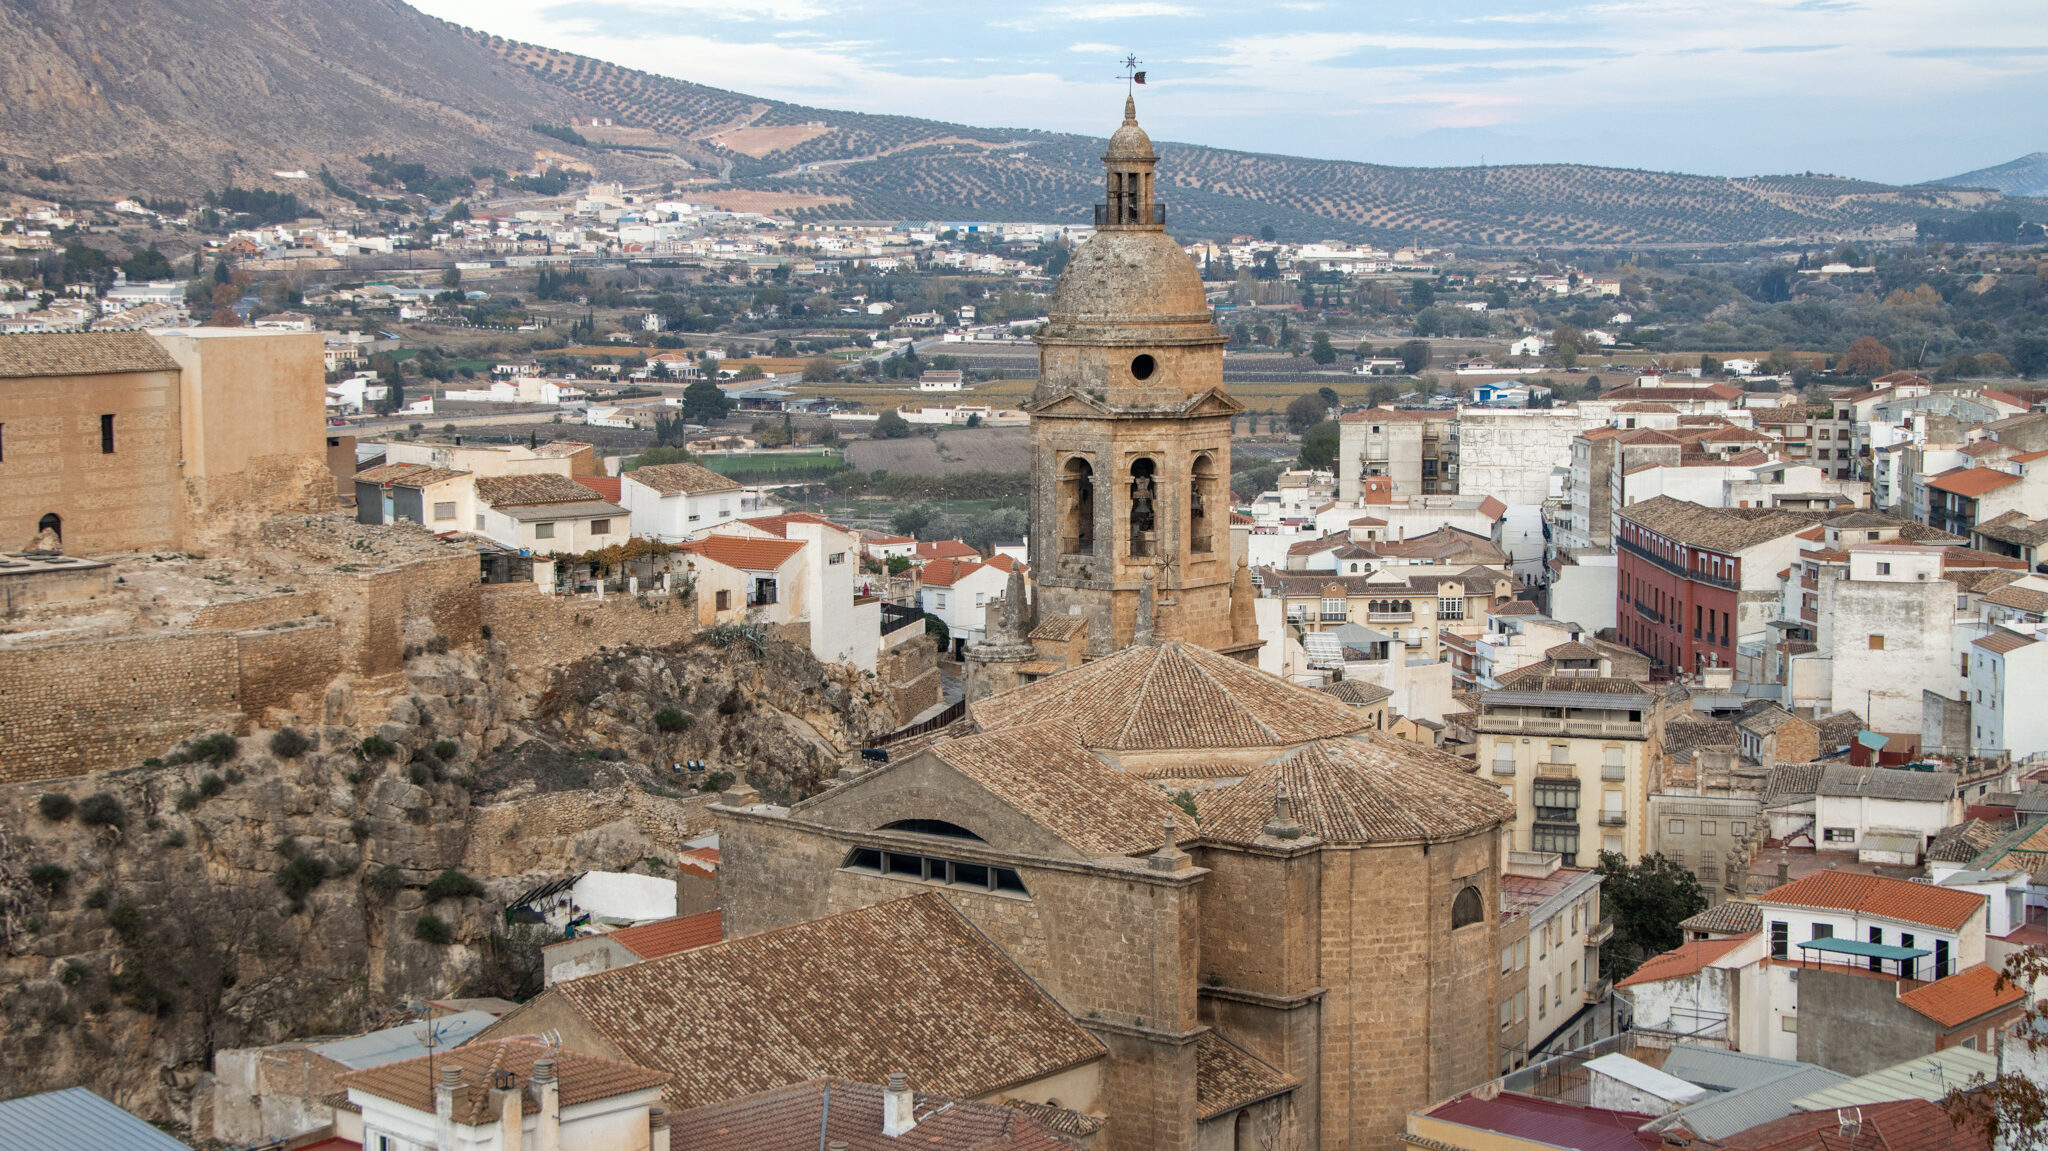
[1021,96,1251,658]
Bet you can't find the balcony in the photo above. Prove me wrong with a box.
[1586,917,1615,947]
[1632,599,1666,625]
[1491,760,1517,776]
[1094,201,1168,226]
[1617,537,1740,591]
[1600,764,1626,781]
[1536,762,1578,781]
[1476,715,1647,739]
[1367,611,1413,622]
[1585,977,1613,1004]
[1598,813,1627,827]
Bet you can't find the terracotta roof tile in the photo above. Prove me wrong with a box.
[1897,964,2027,1028]
[1928,467,2022,498]
[1927,819,2012,864]
[916,540,981,561]
[1198,732,1511,846]
[519,894,1105,1112]
[969,642,1366,752]
[1320,679,1394,705]
[741,511,855,538]
[1616,935,1753,988]
[1983,585,2048,614]
[0,330,183,378]
[337,1039,668,1124]
[625,461,743,495]
[606,910,722,960]
[679,535,806,572]
[920,558,985,587]
[667,1079,1084,1151]
[475,473,603,507]
[355,462,470,487]
[1027,615,1089,642]
[1678,901,1764,936]
[1717,1097,1985,1151]
[1617,496,1833,554]
[1195,1032,1298,1120]
[572,475,622,502]
[919,721,1187,856]
[1760,871,1984,931]
[1973,629,2038,654]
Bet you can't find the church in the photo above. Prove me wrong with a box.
[714,99,1511,1151]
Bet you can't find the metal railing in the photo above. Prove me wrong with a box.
[1617,537,1740,590]
[1478,716,1647,739]
[1093,202,1168,226]
[867,699,967,748]
[1586,918,1615,946]
[879,602,924,637]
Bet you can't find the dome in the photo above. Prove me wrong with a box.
[1105,97,1154,161]
[1197,734,1514,847]
[1046,229,1211,326]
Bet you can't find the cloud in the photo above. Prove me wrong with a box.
[1744,43,1841,53]
[1038,2,1195,20]
[1069,41,1123,53]
[1890,45,2048,58]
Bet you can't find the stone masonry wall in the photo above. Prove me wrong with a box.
[478,584,697,666]
[0,631,242,783]
[190,592,322,632]
[235,622,342,719]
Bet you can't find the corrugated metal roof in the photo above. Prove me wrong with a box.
[0,1087,191,1151]
[310,1010,501,1069]
[1668,1065,1852,1140]
[1788,1047,1998,1110]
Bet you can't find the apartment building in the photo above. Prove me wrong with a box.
[1336,406,1459,500]
[1496,852,1610,1073]
[1476,666,1664,866]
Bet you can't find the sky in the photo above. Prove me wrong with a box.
[408,0,2048,184]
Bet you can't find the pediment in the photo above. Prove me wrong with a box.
[789,747,1092,862]
[1023,389,1110,417]
[1177,387,1246,417]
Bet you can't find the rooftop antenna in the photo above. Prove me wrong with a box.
[1117,54,1147,95]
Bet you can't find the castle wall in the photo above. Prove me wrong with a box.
[0,367,183,555]
[235,621,342,718]
[477,582,698,666]
[0,630,242,782]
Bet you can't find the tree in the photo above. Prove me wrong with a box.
[1398,339,1431,374]
[801,357,837,382]
[121,246,174,281]
[1366,381,1399,407]
[872,409,913,439]
[1310,331,1336,365]
[1232,461,1283,502]
[680,378,730,423]
[1842,336,1892,376]
[1298,421,1340,471]
[1284,393,1328,434]
[441,265,462,290]
[890,503,939,538]
[1942,946,2048,1150]
[1317,386,1340,410]
[1408,279,1435,309]
[1594,852,1707,981]
[1259,225,1277,242]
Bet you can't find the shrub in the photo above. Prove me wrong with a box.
[37,794,75,822]
[276,856,329,910]
[367,864,404,900]
[350,818,371,843]
[77,794,124,829]
[653,708,691,733]
[176,791,200,812]
[198,773,227,798]
[270,728,312,759]
[432,740,459,761]
[360,735,397,759]
[187,732,239,764]
[27,863,70,892]
[108,901,144,940]
[408,763,430,786]
[60,962,87,986]
[424,869,485,902]
[415,915,454,945]
[83,887,110,911]
[224,767,245,785]
[163,829,187,848]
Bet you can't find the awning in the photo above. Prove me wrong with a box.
[1795,938,1930,961]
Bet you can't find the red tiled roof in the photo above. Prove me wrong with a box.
[1928,467,2022,497]
[684,846,719,865]
[666,1078,1083,1151]
[742,511,854,538]
[679,535,806,572]
[1897,964,2027,1028]
[1760,871,1984,931]
[1980,390,2029,409]
[916,539,981,561]
[919,558,985,587]
[1477,495,1508,520]
[984,554,1028,574]
[609,910,723,961]
[1718,1097,1987,1151]
[1616,935,1753,988]
[573,474,622,502]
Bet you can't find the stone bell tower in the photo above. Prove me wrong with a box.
[1023,96,1251,658]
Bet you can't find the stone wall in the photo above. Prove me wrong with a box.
[478,584,698,667]
[235,622,342,719]
[399,552,483,650]
[190,592,322,631]
[875,624,940,723]
[1457,410,1603,506]
[0,630,241,782]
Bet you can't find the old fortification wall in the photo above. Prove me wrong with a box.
[235,622,342,719]
[190,592,322,632]
[0,631,243,783]
[478,584,697,665]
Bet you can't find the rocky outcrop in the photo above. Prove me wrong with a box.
[0,631,888,1132]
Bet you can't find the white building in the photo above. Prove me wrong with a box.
[619,461,747,541]
[473,474,629,556]
[918,556,1025,659]
[336,1040,671,1151]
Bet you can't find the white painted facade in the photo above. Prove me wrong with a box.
[620,473,742,541]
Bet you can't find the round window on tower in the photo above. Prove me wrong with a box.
[1130,353,1157,380]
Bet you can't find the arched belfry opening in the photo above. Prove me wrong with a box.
[1190,454,1216,553]
[1062,456,1095,555]
[1128,457,1158,557]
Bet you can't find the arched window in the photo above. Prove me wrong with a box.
[1190,454,1216,553]
[1128,457,1158,556]
[1234,1109,1252,1151]
[34,513,61,546]
[1451,885,1484,929]
[1062,457,1095,554]
[880,818,984,841]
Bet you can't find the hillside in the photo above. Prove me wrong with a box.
[0,0,2040,245]
[1937,152,2048,199]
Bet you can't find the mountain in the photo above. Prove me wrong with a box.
[1,0,2041,246]
[1935,152,2048,199]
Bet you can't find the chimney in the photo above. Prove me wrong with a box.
[649,1106,671,1151]
[435,1064,463,1122]
[531,1057,562,1151]
[882,1073,916,1138]
[1776,855,1790,886]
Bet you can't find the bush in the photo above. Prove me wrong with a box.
[163,829,187,848]
[360,735,398,759]
[270,728,312,759]
[276,856,329,910]
[37,794,75,822]
[28,863,70,892]
[415,915,454,945]
[350,818,371,843]
[83,887,110,911]
[433,740,460,761]
[653,707,691,733]
[186,732,239,764]
[176,790,200,812]
[424,869,485,902]
[197,773,227,798]
[60,962,87,986]
[77,794,124,829]
[107,901,144,941]
[408,763,430,786]
[367,864,404,899]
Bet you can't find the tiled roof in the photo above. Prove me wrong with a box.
[475,473,604,507]
[1973,629,2038,654]
[0,331,182,378]
[917,540,981,561]
[1617,496,1831,554]
[522,894,1105,1112]
[1927,466,2022,498]
[1194,1032,1298,1120]
[572,474,622,502]
[1198,732,1512,846]
[920,558,985,587]
[1763,762,1826,806]
[1972,511,2048,547]
[354,462,470,487]
[625,461,743,495]
[1664,716,1739,766]
[742,511,855,538]
[1927,819,2011,864]
[1423,1092,1662,1151]
[1616,935,1753,988]
[1760,871,1984,931]
[1319,679,1394,706]
[1715,1097,1988,1151]
[1545,641,1601,660]
[1896,964,2027,1028]
[1028,615,1088,642]
[679,535,806,573]
[1983,584,2048,614]
[984,554,1027,573]
[1816,765,1957,802]
[336,1039,668,1125]
[1679,901,1764,936]
[920,721,1185,856]
[969,642,1366,751]
[607,910,722,960]
[1490,600,1542,616]
[1373,525,1507,562]
[665,1079,1082,1151]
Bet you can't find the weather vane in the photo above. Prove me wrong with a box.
[1118,55,1147,92]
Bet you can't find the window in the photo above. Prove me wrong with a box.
[1531,823,1579,865]
[475,514,485,531]
[1732,821,1748,838]
[1781,1015,1798,1033]
[1452,885,1484,929]
[1824,827,1855,842]
[828,552,846,565]
[1603,747,1625,780]
[1550,743,1571,765]
[975,592,986,607]
[1571,960,1579,991]
[1533,780,1579,819]
[715,589,732,611]
[1502,945,1514,974]
[97,413,116,454]
[1811,923,1834,940]
[1935,939,1951,979]
[1876,562,1891,575]
[1869,635,1885,650]
[1439,596,1464,621]
[1493,745,1516,775]
[1701,821,1717,836]
[1515,989,1527,1023]
[936,593,948,610]
[534,522,555,539]
[1770,921,1789,959]
[1668,818,1686,835]
[1321,596,1345,621]
[843,846,1028,896]
[433,501,456,522]
[589,518,611,535]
